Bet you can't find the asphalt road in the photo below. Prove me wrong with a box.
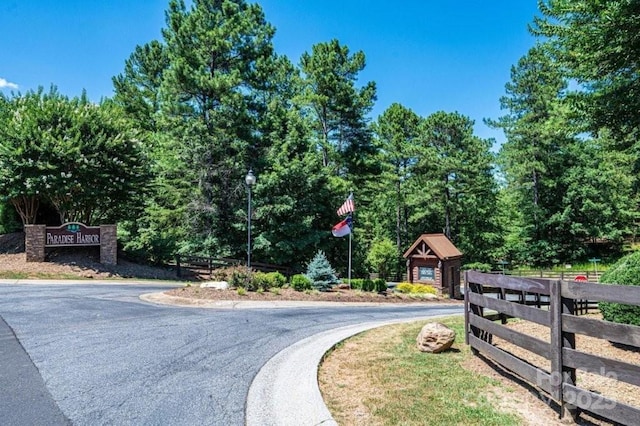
[0,282,463,425]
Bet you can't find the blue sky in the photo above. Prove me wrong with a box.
[0,1,540,148]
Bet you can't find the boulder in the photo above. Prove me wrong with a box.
[200,281,228,290]
[416,322,455,353]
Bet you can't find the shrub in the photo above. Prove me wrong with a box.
[266,272,287,288]
[396,282,413,294]
[346,278,384,292]
[411,284,438,295]
[395,282,437,295]
[252,272,270,291]
[305,250,338,292]
[598,252,640,326]
[213,266,255,290]
[291,274,312,291]
[349,278,364,290]
[373,278,387,293]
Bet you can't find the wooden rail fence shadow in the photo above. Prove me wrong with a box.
[175,254,292,279]
[464,271,640,425]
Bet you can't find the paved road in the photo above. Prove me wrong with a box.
[0,282,463,425]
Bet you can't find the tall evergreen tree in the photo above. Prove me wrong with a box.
[297,39,378,180]
[489,45,575,265]
[113,40,168,132]
[533,0,640,144]
[415,111,499,263]
[370,103,420,263]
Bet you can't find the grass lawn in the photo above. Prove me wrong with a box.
[319,316,522,425]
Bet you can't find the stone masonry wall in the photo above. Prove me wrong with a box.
[25,225,46,262]
[100,225,117,265]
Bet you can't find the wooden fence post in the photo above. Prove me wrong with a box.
[549,280,564,413]
[562,288,578,420]
[551,279,579,420]
[464,271,470,346]
[176,254,182,278]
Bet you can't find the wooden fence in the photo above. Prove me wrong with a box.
[175,254,292,278]
[496,269,600,282]
[465,271,640,425]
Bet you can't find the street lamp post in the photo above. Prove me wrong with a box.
[245,169,256,268]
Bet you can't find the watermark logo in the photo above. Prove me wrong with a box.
[537,368,617,410]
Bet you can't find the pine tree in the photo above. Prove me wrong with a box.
[305,250,338,292]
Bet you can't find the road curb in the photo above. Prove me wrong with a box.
[245,314,459,426]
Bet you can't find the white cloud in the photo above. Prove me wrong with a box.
[0,77,18,89]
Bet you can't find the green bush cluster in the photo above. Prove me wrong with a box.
[349,278,387,292]
[395,282,438,295]
[213,267,287,291]
[598,252,640,326]
[212,265,253,289]
[291,274,312,291]
[252,271,287,290]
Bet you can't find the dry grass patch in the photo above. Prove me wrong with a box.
[319,316,522,425]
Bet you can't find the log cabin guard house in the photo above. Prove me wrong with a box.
[403,233,463,299]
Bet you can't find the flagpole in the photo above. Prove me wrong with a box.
[348,230,352,289]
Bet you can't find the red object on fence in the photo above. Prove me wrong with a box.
[574,275,588,282]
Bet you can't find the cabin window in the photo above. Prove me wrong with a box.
[418,266,435,281]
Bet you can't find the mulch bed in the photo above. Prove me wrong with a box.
[166,286,461,304]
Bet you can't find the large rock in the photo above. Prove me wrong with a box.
[200,281,228,290]
[416,322,455,353]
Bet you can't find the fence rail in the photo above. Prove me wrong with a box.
[493,269,600,282]
[175,254,292,278]
[464,271,640,425]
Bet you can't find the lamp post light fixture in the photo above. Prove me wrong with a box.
[245,169,256,268]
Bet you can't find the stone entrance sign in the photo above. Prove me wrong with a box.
[25,223,117,265]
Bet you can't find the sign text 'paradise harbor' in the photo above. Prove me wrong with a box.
[45,223,101,247]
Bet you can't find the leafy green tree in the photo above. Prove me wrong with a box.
[0,88,148,226]
[559,131,637,255]
[366,238,399,280]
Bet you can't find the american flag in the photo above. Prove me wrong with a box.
[337,193,355,216]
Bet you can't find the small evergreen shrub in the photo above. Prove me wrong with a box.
[362,278,375,292]
[373,278,387,292]
[290,274,312,291]
[349,278,364,290]
[305,251,338,292]
[343,278,385,292]
[598,252,640,326]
